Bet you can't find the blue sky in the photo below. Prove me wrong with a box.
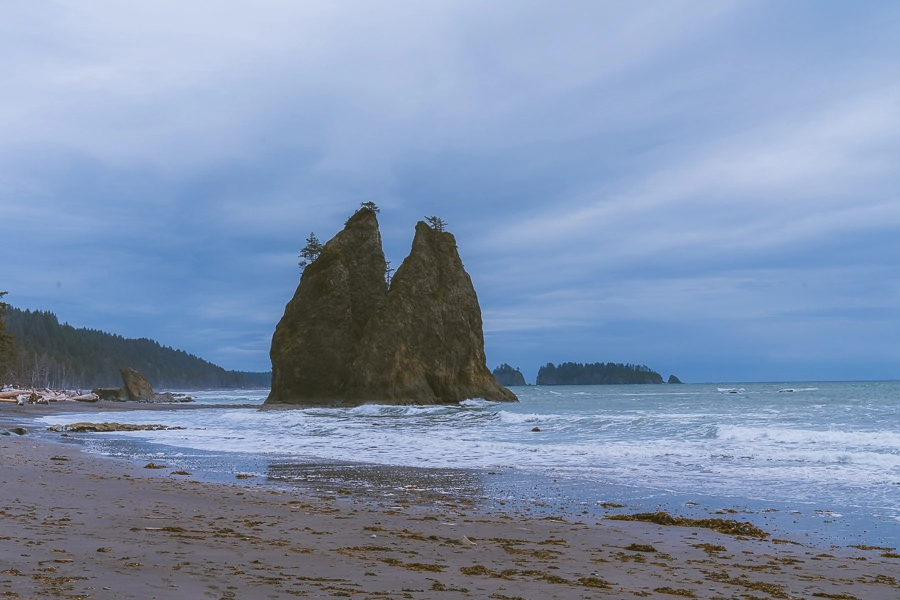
[2,1,899,383]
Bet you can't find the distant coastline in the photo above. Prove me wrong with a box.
[536,361,665,385]
[2,306,270,390]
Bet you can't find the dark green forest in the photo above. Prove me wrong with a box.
[536,362,663,385]
[1,306,270,390]
[0,293,15,382]
[492,363,528,386]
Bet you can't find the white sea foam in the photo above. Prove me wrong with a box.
[36,382,900,520]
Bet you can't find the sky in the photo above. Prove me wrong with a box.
[2,1,899,383]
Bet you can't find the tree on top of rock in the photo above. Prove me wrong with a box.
[298,232,324,271]
[424,216,446,232]
[359,201,380,213]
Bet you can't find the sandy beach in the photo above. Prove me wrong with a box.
[2,404,899,600]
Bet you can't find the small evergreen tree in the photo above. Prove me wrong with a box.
[359,201,380,213]
[298,232,324,271]
[424,215,446,232]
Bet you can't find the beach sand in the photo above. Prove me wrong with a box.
[2,405,899,599]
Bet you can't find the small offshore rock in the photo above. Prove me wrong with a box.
[531,426,541,432]
[667,374,683,384]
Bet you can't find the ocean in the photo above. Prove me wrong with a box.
[32,381,900,548]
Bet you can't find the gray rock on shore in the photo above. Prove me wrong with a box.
[92,368,192,402]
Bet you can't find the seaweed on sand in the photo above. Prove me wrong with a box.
[607,511,769,539]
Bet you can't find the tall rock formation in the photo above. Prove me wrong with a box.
[351,222,517,404]
[266,210,516,406]
[267,208,388,404]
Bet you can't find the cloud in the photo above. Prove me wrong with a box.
[2,1,899,379]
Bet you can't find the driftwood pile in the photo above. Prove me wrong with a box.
[0,388,99,405]
[0,369,194,406]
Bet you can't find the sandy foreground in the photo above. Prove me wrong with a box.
[2,406,899,600]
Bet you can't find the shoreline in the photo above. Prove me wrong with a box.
[3,404,900,598]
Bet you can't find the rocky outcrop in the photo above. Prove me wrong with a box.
[267,208,388,404]
[121,368,154,400]
[667,374,683,384]
[93,387,124,401]
[350,222,517,404]
[48,422,185,433]
[492,364,528,387]
[266,210,516,406]
[91,368,193,402]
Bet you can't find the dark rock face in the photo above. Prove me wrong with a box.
[267,209,388,404]
[120,368,154,400]
[667,374,683,384]
[492,363,528,387]
[351,222,517,404]
[266,212,516,406]
[92,387,125,401]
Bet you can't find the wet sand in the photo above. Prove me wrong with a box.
[2,404,899,599]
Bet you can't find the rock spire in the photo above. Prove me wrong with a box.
[266,209,516,406]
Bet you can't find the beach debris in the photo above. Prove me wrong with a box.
[0,388,99,403]
[694,543,727,556]
[607,511,769,539]
[579,576,612,589]
[458,535,476,545]
[47,422,186,433]
[625,543,657,552]
[654,587,697,597]
[0,427,27,436]
[144,462,168,469]
[170,470,191,475]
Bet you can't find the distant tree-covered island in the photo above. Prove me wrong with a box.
[1,306,270,390]
[492,363,527,386]
[536,362,663,385]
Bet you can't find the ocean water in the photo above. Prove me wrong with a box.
[33,382,900,547]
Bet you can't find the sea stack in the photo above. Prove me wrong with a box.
[267,208,388,403]
[266,208,516,406]
[492,364,528,387]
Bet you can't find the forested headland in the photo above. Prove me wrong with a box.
[536,362,663,385]
[0,305,270,390]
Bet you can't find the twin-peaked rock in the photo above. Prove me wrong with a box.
[266,209,516,406]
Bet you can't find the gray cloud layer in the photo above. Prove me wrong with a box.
[2,1,898,382]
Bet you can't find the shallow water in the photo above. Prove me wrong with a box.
[34,381,900,547]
